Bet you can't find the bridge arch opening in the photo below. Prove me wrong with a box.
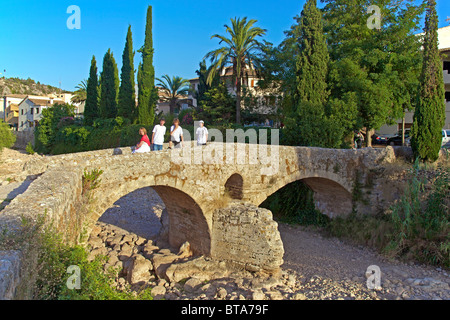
[225,173,244,200]
[260,177,353,219]
[98,186,211,256]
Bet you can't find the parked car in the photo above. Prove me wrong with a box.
[442,129,450,147]
[371,133,389,145]
[387,130,411,146]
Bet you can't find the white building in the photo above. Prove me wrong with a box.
[18,96,64,131]
[378,25,450,135]
[1,94,27,123]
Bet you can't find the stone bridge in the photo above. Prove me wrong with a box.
[0,142,401,298]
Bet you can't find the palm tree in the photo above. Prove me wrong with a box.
[156,75,190,114]
[205,17,267,124]
[71,79,87,103]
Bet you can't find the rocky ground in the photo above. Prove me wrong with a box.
[1,148,449,300]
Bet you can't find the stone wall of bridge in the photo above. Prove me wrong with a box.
[0,143,402,299]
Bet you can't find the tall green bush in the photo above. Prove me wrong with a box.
[34,103,75,154]
[0,119,16,152]
[411,0,446,162]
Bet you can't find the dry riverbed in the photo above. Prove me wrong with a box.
[88,187,450,301]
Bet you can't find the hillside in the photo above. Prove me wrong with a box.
[0,77,72,96]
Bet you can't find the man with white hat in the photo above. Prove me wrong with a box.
[196,120,208,146]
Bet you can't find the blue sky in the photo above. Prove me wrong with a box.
[0,0,449,92]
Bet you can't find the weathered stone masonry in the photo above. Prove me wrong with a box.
[0,143,401,299]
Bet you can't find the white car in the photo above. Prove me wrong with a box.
[443,129,450,147]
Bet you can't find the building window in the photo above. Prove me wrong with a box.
[31,108,34,115]
[444,61,450,72]
[445,91,450,102]
[21,109,24,115]
[36,108,40,114]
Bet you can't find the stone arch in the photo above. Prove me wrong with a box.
[151,185,211,256]
[224,173,244,200]
[258,175,353,218]
[95,183,211,257]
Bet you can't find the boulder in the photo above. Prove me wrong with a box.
[127,255,153,285]
[151,285,166,300]
[183,277,203,293]
[152,253,180,281]
[164,256,229,283]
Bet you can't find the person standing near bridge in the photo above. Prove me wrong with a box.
[151,118,167,151]
[196,120,208,146]
[169,118,184,149]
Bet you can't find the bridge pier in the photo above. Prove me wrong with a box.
[211,202,284,274]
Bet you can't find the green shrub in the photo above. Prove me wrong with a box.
[0,119,16,152]
[34,103,75,154]
[82,168,103,195]
[25,142,35,155]
[0,214,153,300]
[386,161,449,267]
[326,160,449,268]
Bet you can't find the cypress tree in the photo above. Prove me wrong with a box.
[84,56,99,126]
[296,0,329,106]
[99,49,119,119]
[285,0,333,147]
[411,0,445,162]
[118,25,137,122]
[137,5,158,125]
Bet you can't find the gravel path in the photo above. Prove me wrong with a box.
[279,224,449,300]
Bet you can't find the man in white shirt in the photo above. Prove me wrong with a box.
[196,120,208,146]
[151,118,166,151]
[169,118,184,149]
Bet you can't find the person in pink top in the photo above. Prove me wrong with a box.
[133,127,151,153]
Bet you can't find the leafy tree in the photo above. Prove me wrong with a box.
[84,56,99,126]
[156,75,190,114]
[322,0,424,147]
[137,5,158,125]
[411,0,446,162]
[118,25,137,122]
[205,17,267,124]
[99,49,119,119]
[194,82,236,124]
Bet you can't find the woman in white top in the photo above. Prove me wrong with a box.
[169,118,184,149]
[196,120,208,146]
